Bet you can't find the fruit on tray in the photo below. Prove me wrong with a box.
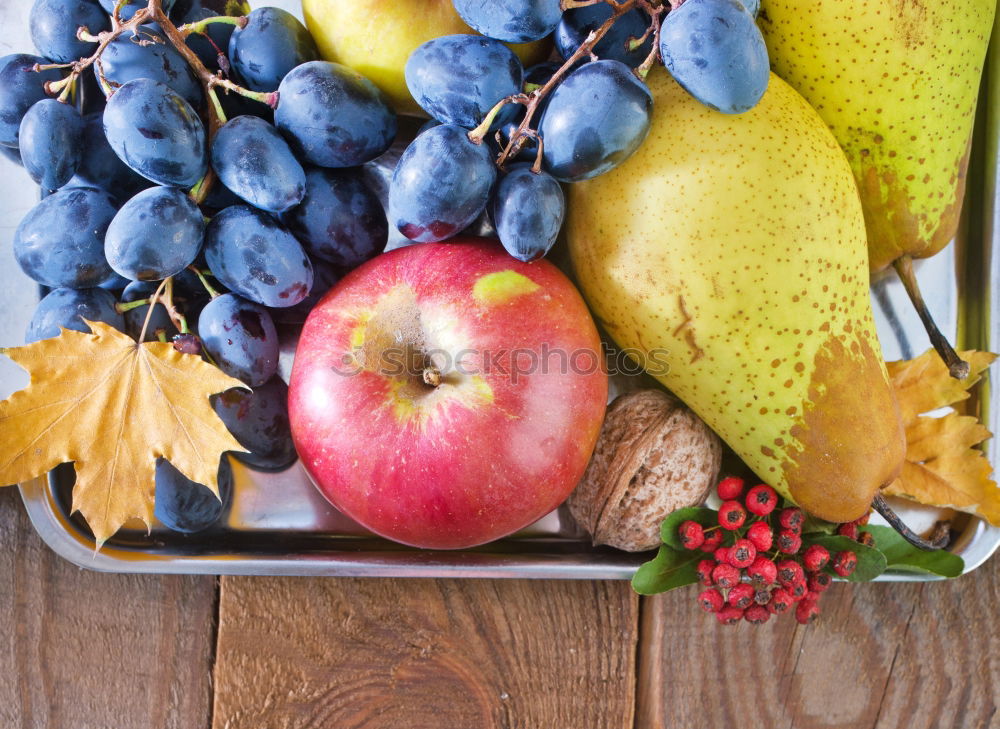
[299,0,550,115]
[288,240,608,549]
[759,0,996,378]
[568,390,722,552]
[567,69,905,524]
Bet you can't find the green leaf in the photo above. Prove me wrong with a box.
[631,546,701,595]
[659,507,718,549]
[863,525,964,578]
[801,514,838,536]
[803,534,888,582]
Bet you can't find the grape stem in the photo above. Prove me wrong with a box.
[176,15,249,38]
[187,265,221,299]
[496,0,644,169]
[136,277,169,345]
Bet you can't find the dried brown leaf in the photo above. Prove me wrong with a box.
[0,321,246,545]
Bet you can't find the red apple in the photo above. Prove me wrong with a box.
[288,239,608,549]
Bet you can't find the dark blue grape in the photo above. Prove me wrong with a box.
[121,280,177,341]
[14,187,116,288]
[491,163,564,262]
[388,124,496,243]
[97,270,130,291]
[211,377,296,471]
[494,62,560,162]
[154,455,231,534]
[452,0,561,43]
[219,86,274,124]
[182,3,241,71]
[405,35,522,129]
[69,111,151,200]
[284,168,386,267]
[98,0,176,20]
[19,98,83,190]
[0,54,65,147]
[25,287,123,343]
[105,186,205,281]
[204,205,313,307]
[539,60,652,181]
[198,292,278,386]
[555,4,654,67]
[659,0,769,114]
[103,78,207,188]
[30,0,109,64]
[100,26,203,109]
[275,61,396,168]
[228,7,318,92]
[211,115,305,213]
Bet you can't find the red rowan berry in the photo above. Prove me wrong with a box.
[789,579,808,600]
[858,531,876,548]
[778,507,805,533]
[716,606,745,625]
[700,529,723,553]
[808,572,832,592]
[697,559,716,586]
[769,588,793,613]
[746,520,773,552]
[777,529,802,554]
[712,563,741,589]
[833,551,858,577]
[776,560,804,587]
[718,500,747,530]
[744,604,771,624]
[729,539,757,568]
[697,588,725,613]
[745,484,778,516]
[678,520,706,550]
[837,523,859,541]
[714,546,731,564]
[795,599,821,624]
[802,544,830,572]
[754,589,771,606]
[716,476,745,501]
[747,555,778,585]
[853,512,871,526]
[728,583,756,610]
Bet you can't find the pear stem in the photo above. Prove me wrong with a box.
[872,493,951,551]
[892,255,970,379]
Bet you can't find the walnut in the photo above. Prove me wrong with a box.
[568,389,722,552]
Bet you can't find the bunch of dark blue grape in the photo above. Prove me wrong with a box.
[389,0,769,261]
[1,0,396,534]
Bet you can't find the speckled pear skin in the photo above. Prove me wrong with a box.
[759,0,995,272]
[566,70,905,523]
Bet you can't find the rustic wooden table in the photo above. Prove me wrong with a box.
[2,487,997,729]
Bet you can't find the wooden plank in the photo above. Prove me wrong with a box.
[637,554,1000,729]
[212,577,638,729]
[0,488,217,729]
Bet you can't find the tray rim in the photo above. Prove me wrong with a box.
[12,11,1000,583]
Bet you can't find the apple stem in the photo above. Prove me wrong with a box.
[893,255,970,380]
[422,366,442,388]
[872,493,951,551]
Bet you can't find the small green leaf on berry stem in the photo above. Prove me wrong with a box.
[804,534,888,582]
[659,507,718,549]
[862,525,964,578]
[632,546,701,595]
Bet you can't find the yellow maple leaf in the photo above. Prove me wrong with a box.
[0,321,247,546]
[884,349,1000,526]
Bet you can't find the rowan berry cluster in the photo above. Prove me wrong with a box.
[679,477,866,625]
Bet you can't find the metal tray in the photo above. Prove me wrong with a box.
[3,3,1000,579]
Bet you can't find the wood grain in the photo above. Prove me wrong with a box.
[0,488,217,729]
[212,577,638,729]
[637,553,1000,729]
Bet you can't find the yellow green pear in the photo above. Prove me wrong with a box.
[300,0,550,116]
[566,69,905,523]
[758,0,994,273]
